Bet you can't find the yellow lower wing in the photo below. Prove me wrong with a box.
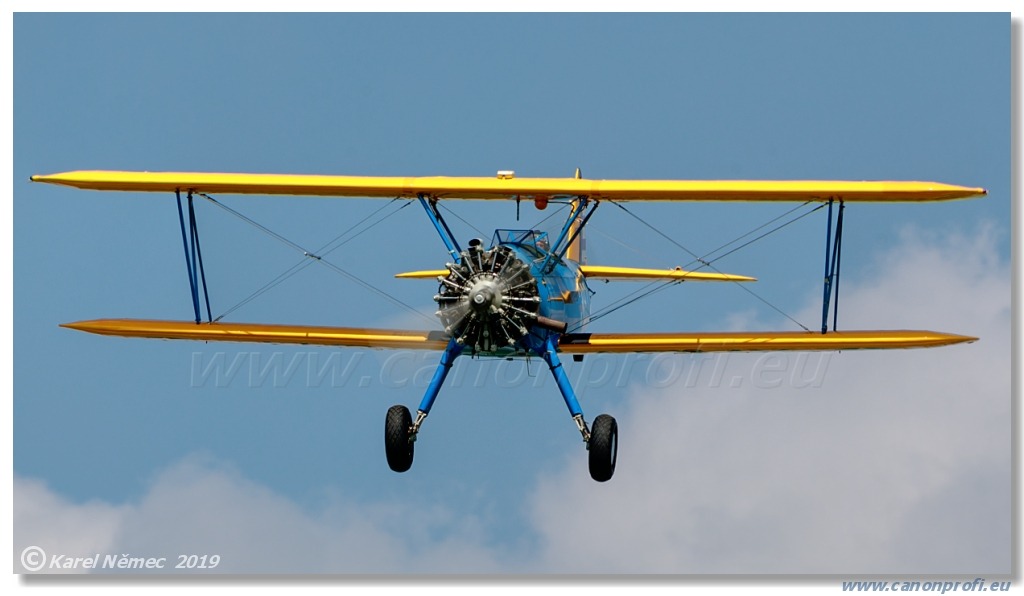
[557,330,976,353]
[31,171,986,202]
[62,319,449,350]
[62,319,975,353]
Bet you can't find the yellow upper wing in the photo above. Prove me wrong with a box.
[31,171,987,202]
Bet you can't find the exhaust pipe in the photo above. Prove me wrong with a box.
[535,315,568,334]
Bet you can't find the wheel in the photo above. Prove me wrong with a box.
[588,414,618,482]
[384,405,414,472]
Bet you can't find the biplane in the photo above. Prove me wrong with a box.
[31,169,985,481]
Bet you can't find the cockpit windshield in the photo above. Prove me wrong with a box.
[492,229,551,258]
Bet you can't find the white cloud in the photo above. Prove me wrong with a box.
[14,477,123,574]
[14,224,1010,575]
[525,223,1010,574]
[15,454,507,574]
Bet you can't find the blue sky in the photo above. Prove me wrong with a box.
[12,13,1011,576]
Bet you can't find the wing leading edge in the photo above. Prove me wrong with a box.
[62,319,976,353]
[32,171,987,202]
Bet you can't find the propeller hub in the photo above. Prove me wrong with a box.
[468,280,499,311]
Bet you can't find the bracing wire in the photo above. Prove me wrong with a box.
[573,201,825,332]
[685,201,816,268]
[211,198,410,321]
[567,279,683,332]
[682,202,825,272]
[198,194,435,325]
[437,201,569,253]
[438,203,488,238]
[528,201,571,232]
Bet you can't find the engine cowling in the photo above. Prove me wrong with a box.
[434,243,540,352]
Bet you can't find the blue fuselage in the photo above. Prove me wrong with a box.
[485,230,590,357]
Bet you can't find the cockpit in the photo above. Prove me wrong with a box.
[492,229,551,259]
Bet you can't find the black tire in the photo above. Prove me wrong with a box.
[385,405,414,473]
[588,414,618,482]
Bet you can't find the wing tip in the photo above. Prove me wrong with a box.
[949,184,987,200]
[948,333,980,345]
[60,320,102,334]
[955,185,987,199]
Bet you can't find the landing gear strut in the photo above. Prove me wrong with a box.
[382,338,462,473]
[541,336,618,482]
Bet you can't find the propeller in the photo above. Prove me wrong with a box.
[434,242,540,353]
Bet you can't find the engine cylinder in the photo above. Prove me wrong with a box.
[434,245,540,352]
